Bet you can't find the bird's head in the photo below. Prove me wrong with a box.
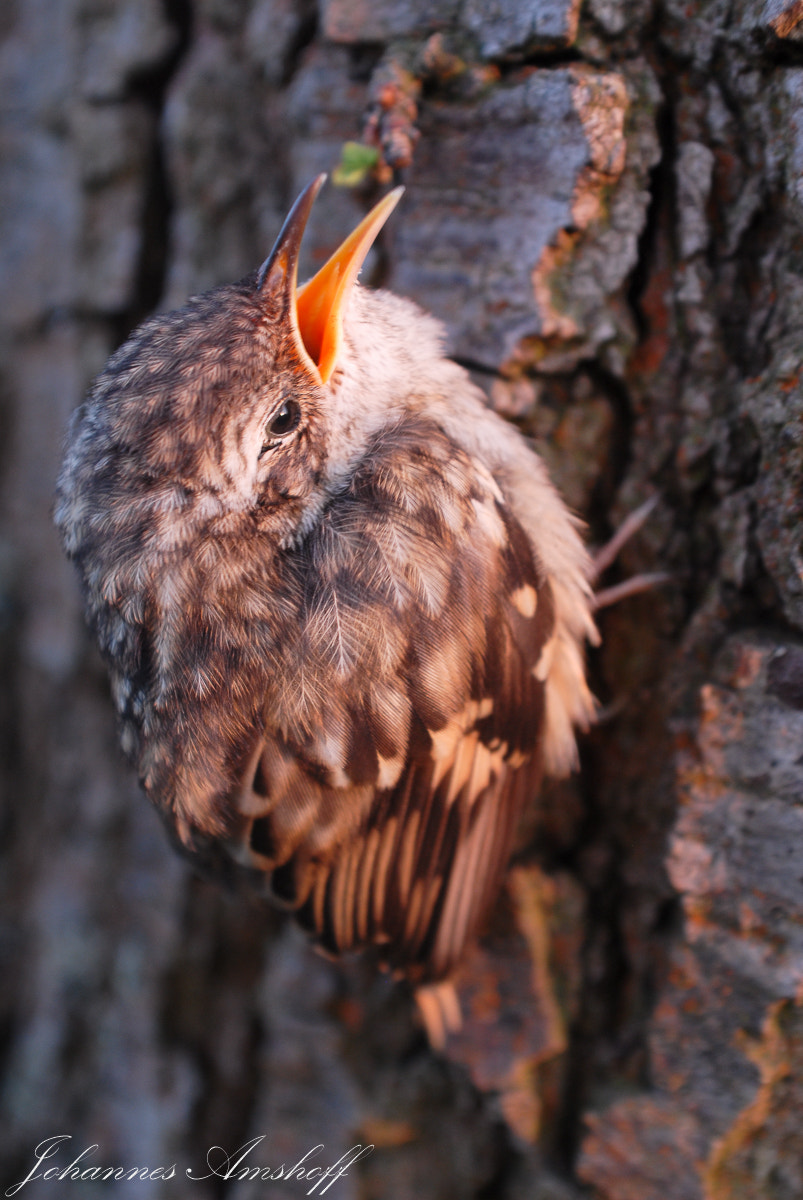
[56,177,403,584]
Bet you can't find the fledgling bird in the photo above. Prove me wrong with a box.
[55,176,597,1040]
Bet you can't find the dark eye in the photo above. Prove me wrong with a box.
[260,398,300,455]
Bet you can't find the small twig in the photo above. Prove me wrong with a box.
[593,571,672,611]
[592,493,661,579]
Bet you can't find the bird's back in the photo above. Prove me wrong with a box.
[218,410,556,981]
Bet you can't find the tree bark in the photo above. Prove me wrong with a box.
[2,1,803,1196]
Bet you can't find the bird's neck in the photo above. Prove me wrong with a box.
[321,286,466,495]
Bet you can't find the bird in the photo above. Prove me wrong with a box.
[55,175,598,1044]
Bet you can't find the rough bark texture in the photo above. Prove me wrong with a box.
[2,0,803,1196]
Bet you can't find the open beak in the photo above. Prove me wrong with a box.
[296,185,404,384]
[258,175,404,385]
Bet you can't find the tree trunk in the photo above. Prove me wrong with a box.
[2,1,803,1196]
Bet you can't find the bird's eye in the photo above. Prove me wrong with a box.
[260,398,301,456]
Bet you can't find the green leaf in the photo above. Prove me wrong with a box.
[333,141,380,187]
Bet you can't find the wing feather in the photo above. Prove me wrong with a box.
[225,415,557,981]
[355,824,381,942]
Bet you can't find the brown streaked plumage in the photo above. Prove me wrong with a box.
[55,176,597,1042]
